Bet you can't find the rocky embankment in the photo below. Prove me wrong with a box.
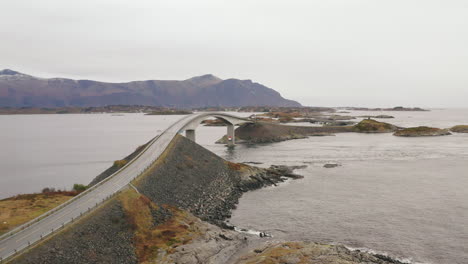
[393,126,451,137]
[134,135,303,227]
[11,135,306,264]
[11,135,408,264]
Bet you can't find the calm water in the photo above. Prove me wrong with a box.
[206,109,468,264]
[1,109,467,263]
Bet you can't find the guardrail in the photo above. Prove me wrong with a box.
[0,113,248,262]
[0,133,160,242]
[0,114,195,262]
[0,113,194,243]
[0,188,125,263]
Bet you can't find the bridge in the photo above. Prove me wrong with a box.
[0,112,252,262]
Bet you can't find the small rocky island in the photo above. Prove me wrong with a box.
[450,125,468,133]
[393,126,451,137]
[217,119,399,144]
[352,119,398,133]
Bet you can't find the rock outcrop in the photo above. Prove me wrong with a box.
[353,119,398,133]
[235,241,406,264]
[450,125,468,133]
[393,126,451,137]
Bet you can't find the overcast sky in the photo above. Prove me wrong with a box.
[1,0,467,107]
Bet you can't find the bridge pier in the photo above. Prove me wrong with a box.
[185,129,196,142]
[227,124,235,146]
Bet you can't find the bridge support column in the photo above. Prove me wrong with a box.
[227,124,235,146]
[185,129,196,142]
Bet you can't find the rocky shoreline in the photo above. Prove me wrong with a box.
[11,135,411,264]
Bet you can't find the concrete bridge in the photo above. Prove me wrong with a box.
[180,112,252,146]
[0,112,252,262]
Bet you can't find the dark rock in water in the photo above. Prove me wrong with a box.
[310,133,335,136]
[374,253,407,263]
[359,115,395,119]
[375,115,394,119]
[259,232,271,238]
[323,121,356,126]
[267,165,307,179]
[242,161,263,165]
[324,163,340,168]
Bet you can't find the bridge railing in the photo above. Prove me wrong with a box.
[0,113,249,262]
[0,188,125,263]
[0,114,194,243]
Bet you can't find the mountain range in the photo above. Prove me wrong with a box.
[0,69,301,108]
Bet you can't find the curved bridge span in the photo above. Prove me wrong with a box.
[0,112,252,261]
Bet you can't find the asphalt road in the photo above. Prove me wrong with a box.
[0,112,248,261]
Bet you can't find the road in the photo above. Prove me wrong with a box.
[0,112,249,261]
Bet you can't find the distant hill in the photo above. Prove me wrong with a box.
[0,69,301,108]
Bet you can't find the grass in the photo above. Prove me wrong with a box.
[451,125,468,133]
[113,159,128,168]
[394,126,448,136]
[226,161,249,171]
[119,189,203,263]
[0,192,75,235]
[353,119,396,133]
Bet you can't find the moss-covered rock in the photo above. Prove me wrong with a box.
[450,125,468,133]
[393,126,451,137]
[353,119,397,133]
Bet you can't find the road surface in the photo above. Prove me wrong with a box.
[0,112,249,261]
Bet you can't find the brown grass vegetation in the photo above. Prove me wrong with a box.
[0,192,75,235]
[119,189,204,263]
[236,242,372,264]
[353,119,396,133]
[113,159,128,168]
[226,161,249,171]
[394,126,450,137]
[450,125,468,133]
